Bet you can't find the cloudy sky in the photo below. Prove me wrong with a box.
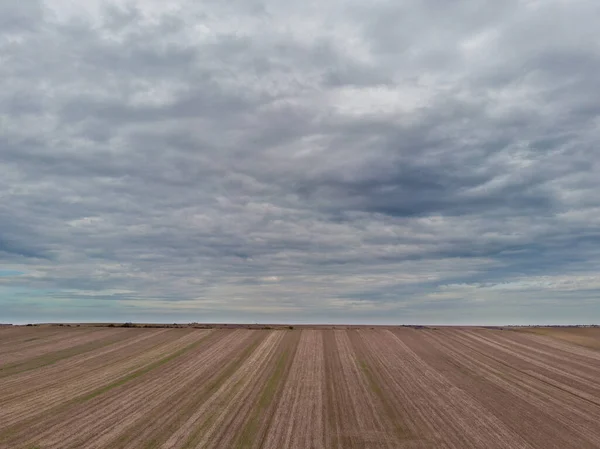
[1,0,600,325]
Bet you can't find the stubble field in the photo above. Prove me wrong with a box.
[1,325,600,448]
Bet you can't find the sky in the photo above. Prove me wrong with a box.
[1,0,600,325]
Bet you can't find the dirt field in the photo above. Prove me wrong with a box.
[1,326,600,448]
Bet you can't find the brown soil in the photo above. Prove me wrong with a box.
[1,326,600,449]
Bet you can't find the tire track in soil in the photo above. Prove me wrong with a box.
[15,329,233,449]
[109,330,270,449]
[0,328,85,356]
[158,330,299,449]
[3,327,600,448]
[166,330,296,449]
[0,328,172,403]
[0,330,215,447]
[447,330,600,418]
[459,329,600,397]
[261,330,325,449]
[367,329,533,449]
[229,330,300,449]
[417,328,600,449]
[349,330,440,449]
[348,330,423,448]
[0,329,205,432]
[322,330,399,449]
[482,330,600,393]
[485,329,600,370]
[0,328,132,375]
[512,328,600,354]
[0,327,62,349]
[429,329,600,448]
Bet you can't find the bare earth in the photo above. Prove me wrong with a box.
[1,325,600,448]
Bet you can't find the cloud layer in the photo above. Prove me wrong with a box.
[2,0,600,324]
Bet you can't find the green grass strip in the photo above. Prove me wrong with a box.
[179,336,265,449]
[78,333,211,403]
[0,331,210,445]
[0,332,136,378]
[358,359,413,440]
[234,346,292,449]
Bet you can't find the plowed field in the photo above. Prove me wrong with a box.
[1,326,600,448]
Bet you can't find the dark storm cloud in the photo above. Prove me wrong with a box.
[1,0,600,324]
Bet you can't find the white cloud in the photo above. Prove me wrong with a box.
[1,0,600,323]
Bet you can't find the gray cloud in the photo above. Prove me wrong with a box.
[1,0,600,324]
